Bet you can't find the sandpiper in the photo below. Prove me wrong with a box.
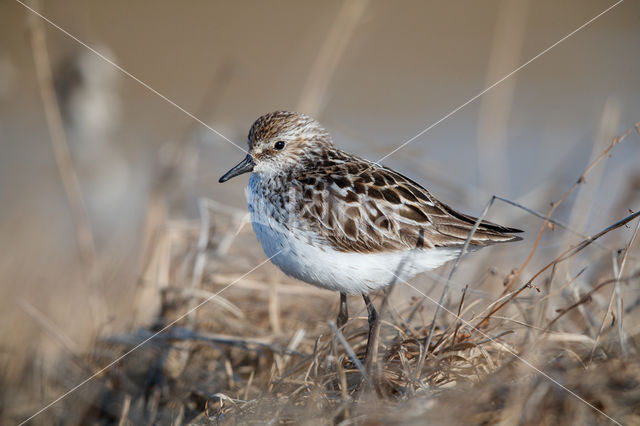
[219,111,522,366]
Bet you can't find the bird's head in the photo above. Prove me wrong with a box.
[219,111,332,182]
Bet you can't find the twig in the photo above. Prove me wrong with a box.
[243,369,254,400]
[279,329,306,375]
[268,274,282,335]
[528,211,640,286]
[19,300,81,356]
[328,321,372,388]
[117,394,131,426]
[477,210,640,329]
[503,120,640,292]
[26,0,96,264]
[135,62,233,302]
[614,216,640,355]
[423,196,497,353]
[450,285,469,352]
[161,286,245,319]
[475,0,529,194]
[493,196,633,257]
[475,330,515,346]
[296,0,369,116]
[153,198,213,381]
[589,216,640,362]
[104,327,305,357]
[561,266,594,333]
[543,271,640,334]
[18,299,99,378]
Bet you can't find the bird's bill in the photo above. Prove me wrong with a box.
[219,154,254,183]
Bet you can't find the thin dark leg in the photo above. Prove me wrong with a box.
[362,294,380,375]
[337,292,349,328]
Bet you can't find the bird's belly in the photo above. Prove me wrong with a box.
[249,206,458,294]
[247,175,459,294]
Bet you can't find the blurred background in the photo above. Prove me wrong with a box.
[1,0,639,423]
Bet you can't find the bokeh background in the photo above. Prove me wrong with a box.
[1,0,639,423]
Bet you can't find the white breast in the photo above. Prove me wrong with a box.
[247,174,459,294]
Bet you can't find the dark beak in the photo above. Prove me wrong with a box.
[219,154,254,183]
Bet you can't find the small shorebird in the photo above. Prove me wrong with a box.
[220,111,522,367]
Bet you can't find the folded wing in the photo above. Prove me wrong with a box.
[294,154,522,254]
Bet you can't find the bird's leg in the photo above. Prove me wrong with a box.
[362,294,380,376]
[337,292,349,328]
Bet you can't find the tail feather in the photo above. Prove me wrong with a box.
[439,203,523,245]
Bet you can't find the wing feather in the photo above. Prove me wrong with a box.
[292,153,522,253]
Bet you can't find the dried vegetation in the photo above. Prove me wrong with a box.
[7,123,640,426]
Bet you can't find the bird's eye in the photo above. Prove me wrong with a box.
[274,141,285,150]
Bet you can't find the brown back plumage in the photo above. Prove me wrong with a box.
[290,149,522,254]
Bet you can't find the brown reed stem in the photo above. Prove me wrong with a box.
[477,210,640,329]
[502,120,640,293]
[26,0,96,264]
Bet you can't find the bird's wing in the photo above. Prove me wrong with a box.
[293,155,522,254]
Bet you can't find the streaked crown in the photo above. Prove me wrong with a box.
[248,111,333,175]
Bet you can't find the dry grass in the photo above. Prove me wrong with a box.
[3,123,639,425]
[2,5,639,423]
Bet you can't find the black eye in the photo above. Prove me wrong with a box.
[274,141,285,150]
